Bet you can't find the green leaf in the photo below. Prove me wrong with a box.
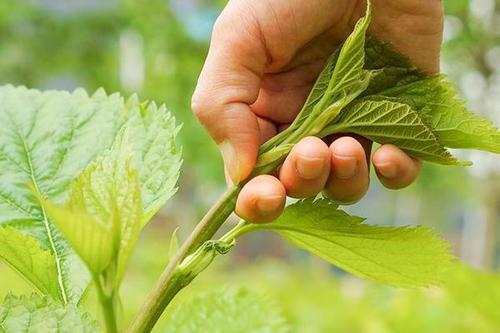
[300,50,341,120]
[68,128,144,283]
[0,85,181,303]
[162,287,289,333]
[324,98,466,165]
[322,1,371,101]
[0,293,97,333]
[125,97,182,221]
[361,38,500,154]
[380,76,500,153]
[303,0,372,134]
[251,199,452,288]
[362,37,422,95]
[257,2,372,166]
[36,197,115,277]
[365,37,413,69]
[258,48,340,159]
[0,227,61,301]
[39,128,144,283]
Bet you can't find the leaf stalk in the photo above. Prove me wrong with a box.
[95,277,119,333]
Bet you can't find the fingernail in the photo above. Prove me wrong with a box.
[219,141,241,184]
[257,195,283,214]
[296,155,325,180]
[375,162,398,178]
[333,154,358,180]
[223,165,234,186]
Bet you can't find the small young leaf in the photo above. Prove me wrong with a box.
[162,287,289,333]
[177,239,235,282]
[323,1,371,101]
[258,50,340,155]
[303,0,372,134]
[299,50,341,121]
[0,293,97,333]
[283,0,372,135]
[324,98,467,165]
[0,227,61,301]
[258,2,372,166]
[38,199,115,277]
[39,129,144,282]
[168,228,179,262]
[251,199,452,287]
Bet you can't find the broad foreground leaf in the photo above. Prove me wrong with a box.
[252,199,452,287]
[125,98,182,222]
[0,227,61,300]
[325,98,465,165]
[0,85,181,302]
[162,288,289,333]
[0,293,97,333]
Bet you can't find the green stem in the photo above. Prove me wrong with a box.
[95,279,118,333]
[127,126,348,333]
[126,185,241,333]
[218,220,257,243]
[318,124,345,138]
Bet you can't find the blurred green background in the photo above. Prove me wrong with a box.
[0,0,499,332]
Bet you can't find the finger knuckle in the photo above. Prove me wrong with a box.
[325,180,369,205]
[325,191,363,205]
[212,11,232,39]
[212,17,224,38]
[190,91,214,124]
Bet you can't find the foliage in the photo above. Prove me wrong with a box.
[0,293,97,333]
[0,0,498,332]
[256,3,498,175]
[0,227,61,301]
[239,199,451,287]
[163,287,289,333]
[155,260,500,333]
[0,86,181,330]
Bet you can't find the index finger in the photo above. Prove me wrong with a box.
[191,5,268,183]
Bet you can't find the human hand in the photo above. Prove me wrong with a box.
[192,0,443,223]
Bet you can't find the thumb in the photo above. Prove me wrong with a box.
[191,10,267,184]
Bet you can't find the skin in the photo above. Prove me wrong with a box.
[192,0,443,223]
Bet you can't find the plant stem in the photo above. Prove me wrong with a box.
[218,220,256,243]
[127,125,346,333]
[127,185,241,333]
[95,279,118,333]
